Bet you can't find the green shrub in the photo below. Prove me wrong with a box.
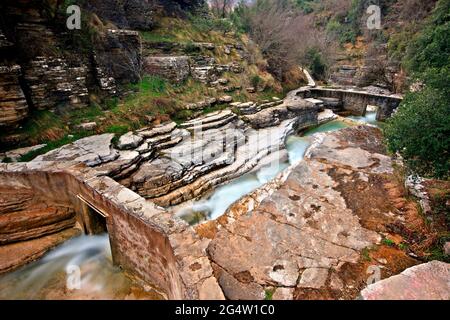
[381,238,396,247]
[305,48,327,80]
[383,88,450,179]
[184,41,200,54]
[384,0,450,179]
[251,74,262,89]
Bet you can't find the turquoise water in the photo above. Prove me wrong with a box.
[177,119,352,222]
[347,111,380,125]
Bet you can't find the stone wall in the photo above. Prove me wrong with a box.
[296,87,402,121]
[0,161,223,300]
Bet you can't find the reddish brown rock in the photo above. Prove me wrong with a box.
[0,206,76,244]
[0,228,81,274]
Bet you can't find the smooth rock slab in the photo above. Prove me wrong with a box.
[33,134,118,166]
[360,261,450,300]
[117,132,144,150]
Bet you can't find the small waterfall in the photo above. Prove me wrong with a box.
[0,235,138,299]
[176,120,352,223]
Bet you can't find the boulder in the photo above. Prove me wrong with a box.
[445,242,450,256]
[33,134,119,166]
[360,261,450,300]
[75,122,97,131]
[117,132,144,150]
[143,56,190,83]
[218,95,233,103]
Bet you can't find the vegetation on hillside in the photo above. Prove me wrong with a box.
[384,0,450,179]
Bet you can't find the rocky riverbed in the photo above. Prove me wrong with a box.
[0,87,448,300]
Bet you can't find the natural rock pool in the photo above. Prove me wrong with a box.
[174,114,378,224]
[0,110,378,300]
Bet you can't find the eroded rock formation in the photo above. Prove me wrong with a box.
[31,93,321,207]
[0,186,79,273]
[203,126,423,300]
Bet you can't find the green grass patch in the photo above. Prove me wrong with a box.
[361,247,372,262]
[139,32,176,43]
[129,75,168,95]
[381,238,396,247]
[68,104,104,125]
[105,124,130,135]
[264,288,275,301]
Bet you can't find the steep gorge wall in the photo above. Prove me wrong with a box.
[0,0,204,148]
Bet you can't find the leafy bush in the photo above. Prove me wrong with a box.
[251,74,262,89]
[294,0,316,14]
[383,88,450,179]
[305,48,327,80]
[189,14,233,34]
[384,0,450,179]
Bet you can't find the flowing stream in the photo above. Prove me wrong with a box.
[175,119,353,223]
[0,235,163,300]
[0,110,378,299]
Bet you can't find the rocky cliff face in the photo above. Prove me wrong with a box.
[85,0,158,30]
[0,1,155,147]
[0,0,205,147]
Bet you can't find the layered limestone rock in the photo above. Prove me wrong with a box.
[0,185,79,272]
[143,56,190,83]
[32,90,321,207]
[242,96,318,129]
[23,56,89,110]
[33,134,119,166]
[94,29,143,86]
[0,65,29,128]
[85,0,156,30]
[205,126,420,300]
[126,109,306,207]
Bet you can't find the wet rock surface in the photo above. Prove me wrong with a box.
[205,126,427,300]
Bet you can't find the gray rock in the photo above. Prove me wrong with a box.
[75,122,97,131]
[117,132,144,150]
[444,242,450,256]
[33,134,118,166]
[143,56,190,83]
[360,261,450,300]
[2,144,47,162]
[298,268,329,289]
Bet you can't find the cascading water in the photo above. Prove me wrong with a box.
[0,110,378,299]
[0,234,162,300]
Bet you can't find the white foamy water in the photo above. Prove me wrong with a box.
[176,119,353,223]
[347,109,379,125]
[0,234,137,299]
